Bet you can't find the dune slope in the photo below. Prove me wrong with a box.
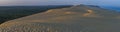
[0,5,120,32]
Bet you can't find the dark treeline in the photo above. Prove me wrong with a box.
[0,5,72,24]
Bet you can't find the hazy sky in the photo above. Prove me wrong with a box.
[0,0,119,6]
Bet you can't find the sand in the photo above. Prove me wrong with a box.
[0,5,120,32]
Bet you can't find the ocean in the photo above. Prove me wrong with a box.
[100,6,120,12]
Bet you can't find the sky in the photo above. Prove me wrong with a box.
[0,0,119,7]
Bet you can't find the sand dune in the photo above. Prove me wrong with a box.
[0,5,120,32]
